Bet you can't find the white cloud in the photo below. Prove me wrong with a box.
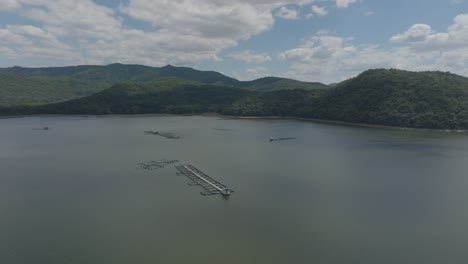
[1,0,465,85]
[276,6,298,20]
[335,0,357,8]
[246,66,269,79]
[364,11,374,16]
[0,0,19,10]
[0,0,314,67]
[390,24,432,42]
[279,35,355,62]
[121,1,273,40]
[391,14,468,51]
[279,13,468,83]
[0,24,73,60]
[228,50,272,63]
[316,29,332,35]
[231,65,276,81]
[311,5,328,16]
[0,46,15,58]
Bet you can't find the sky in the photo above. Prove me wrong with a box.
[0,0,467,83]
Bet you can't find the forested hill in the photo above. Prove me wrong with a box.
[308,69,468,129]
[30,78,254,115]
[239,77,328,92]
[0,63,327,106]
[226,69,468,129]
[2,68,468,130]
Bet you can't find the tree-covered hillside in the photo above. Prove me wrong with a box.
[238,77,328,92]
[2,68,468,130]
[33,78,254,115]
[306,69,468,129]
[222,89,325,116]
[0,63,327,106]
[0,74,76,106]
[228,69,468,129]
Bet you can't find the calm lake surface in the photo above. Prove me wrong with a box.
[1,115,468,264]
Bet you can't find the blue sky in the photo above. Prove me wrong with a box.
[0,0,467,83]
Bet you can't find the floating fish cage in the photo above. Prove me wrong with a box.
[137,159,179,170]
[144,130,159,135]
[144,130,180,139]
[175,164,233,196]
[158,132,180,139]
[269,137,296,142]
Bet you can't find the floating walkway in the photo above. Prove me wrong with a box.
[137,159,179,170]
[175,164,233,196]
[269,137,296,142]
[144,130,180,139]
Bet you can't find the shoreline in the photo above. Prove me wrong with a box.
[1,113,467,133]
[217,114,468,133]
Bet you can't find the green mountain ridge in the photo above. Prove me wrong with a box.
[0,63,326,106]
[28,78,253,115]
[227,69,468,129]
[309,69,468,129]
[2,68,468,130]
[239,76,328,92]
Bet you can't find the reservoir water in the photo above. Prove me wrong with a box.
[1,116,468,264]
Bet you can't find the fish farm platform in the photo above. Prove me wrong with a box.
[137,159,179,170]
[175,164,233,196]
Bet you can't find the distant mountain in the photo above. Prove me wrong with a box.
[31,78,253,115]
[0,63,326,106]
[2,68,468,130]
[238,77,328,92]
[0,63,238,85]
[306,69,468,129]
[0,73,80,106]
[225,69,468,129]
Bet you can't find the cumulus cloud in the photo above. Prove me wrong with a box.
[1,0,465,84]
[121,1,274,40]
[311,5,328,16]
[279,13,468,83]
[0,24,73,61]
[232,66,272,80]
[391,14,468,51]
[391,24,432,42]
[0,0,313,66]
[335,0,357,8]
[228,50,272,63]
[0,0,19,11]
[276,6,299,19]
[279,35,355,61]
[246,66,269,79]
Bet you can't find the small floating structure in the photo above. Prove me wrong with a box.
[144,130,180,139]
[137,159,179,170]
[269,137,296,142]
[175,164,233,196]
[158,132,180,139]
[32,127,50,131]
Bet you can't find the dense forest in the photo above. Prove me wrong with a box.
[1,66,468,130]
[225,69,468,129]
[0,63,326,106]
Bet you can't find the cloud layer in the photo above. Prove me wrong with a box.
[0,1,466,83]
[228,50,272,63]
[278,13,468,82]
[0,0,315,66]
